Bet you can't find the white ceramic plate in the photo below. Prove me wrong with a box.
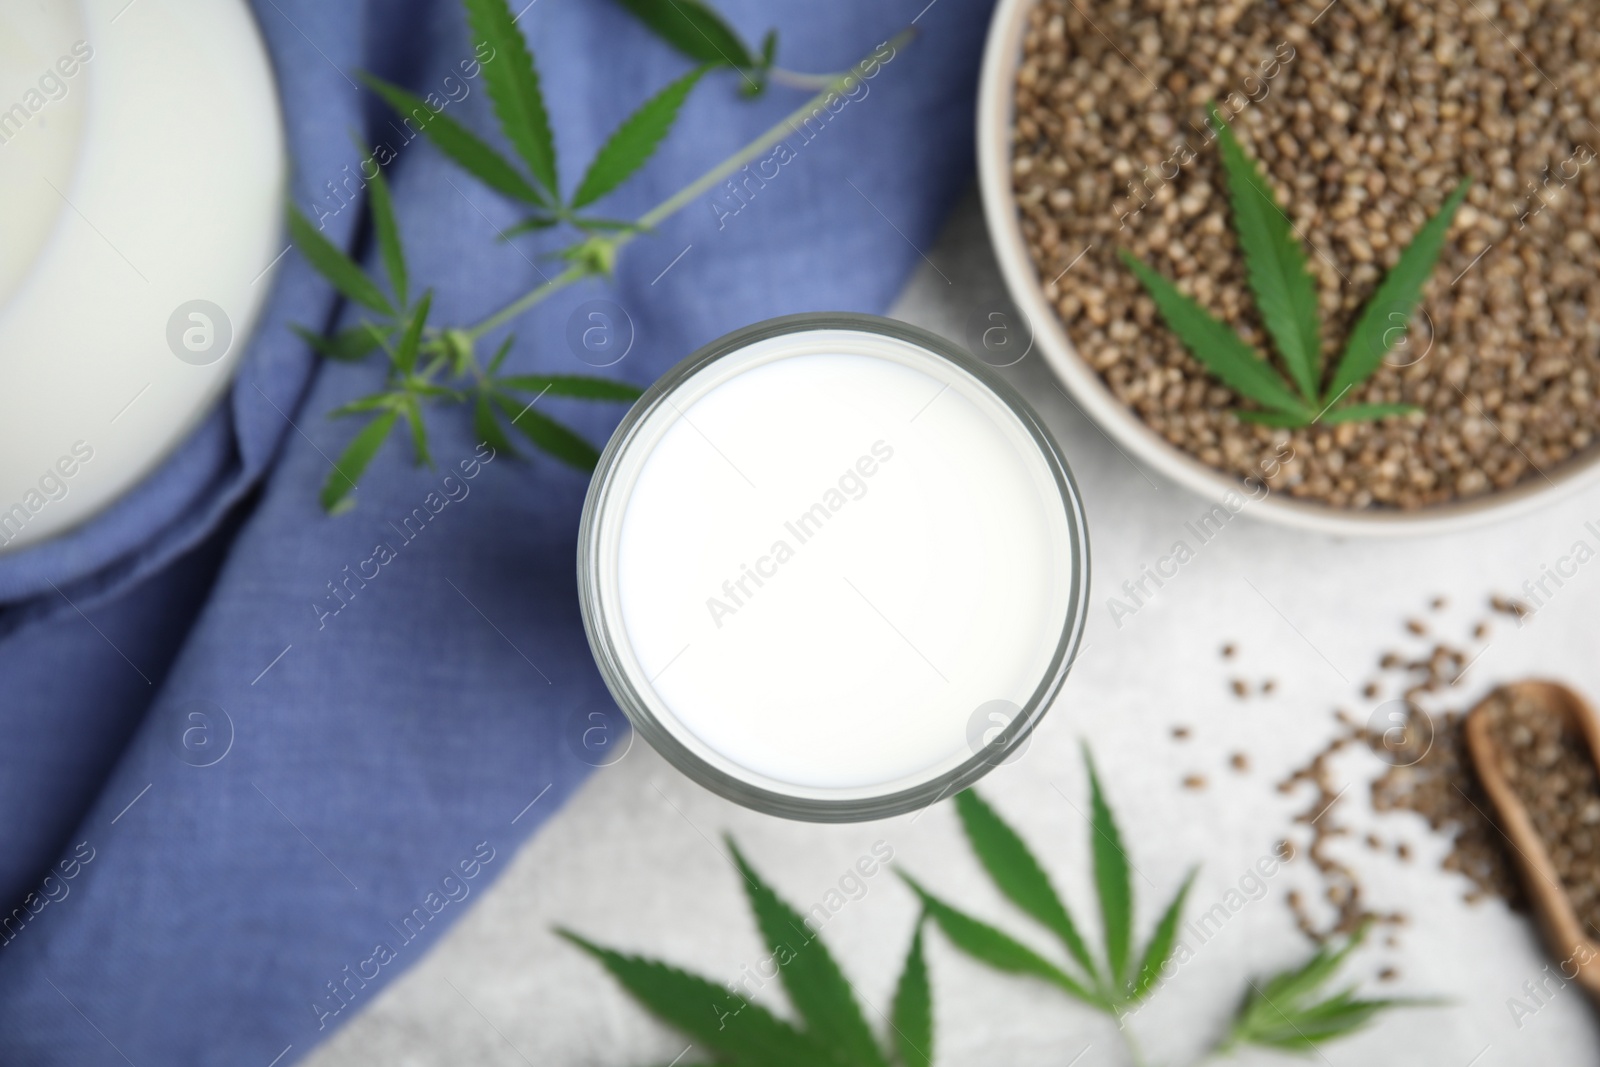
[0,0,286,553]
[976,0,1600,537]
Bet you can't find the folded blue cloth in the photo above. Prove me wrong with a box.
[0,0,990,1061]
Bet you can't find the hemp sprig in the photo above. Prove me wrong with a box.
[562,746,1436,1066]
[1122,104,1470,429]
[901,746,1436,1065]
[289,0,892,512]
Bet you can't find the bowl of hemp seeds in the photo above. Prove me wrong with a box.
[976,0,1600,535]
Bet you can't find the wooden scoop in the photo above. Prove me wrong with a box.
[1464,680,1600,1001]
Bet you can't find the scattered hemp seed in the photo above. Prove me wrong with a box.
[1363,682,1380,699]
[1172,725,1192,740]
[1221,643,1237,659]
[1474,621,1491,640]
[1231,679,1250,698]
[1279,629,1539,942]
[1491,595,1532,621]
[1183,774,1208,791]
[1231,752,1250,773]
[1405,619,1428,636]
[1431,597,1448,612]
[1262,679,1278,695]
[1378,966,1398,982]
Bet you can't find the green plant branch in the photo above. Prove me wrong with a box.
[549,741,1440,1067]
[290,0,910,510]
[464,263,592,341]
[766,66,845,90]
[466,28,914,339]
[639,28,908,228]
[900,754,1438,1067]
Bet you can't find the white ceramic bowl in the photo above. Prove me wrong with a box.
[0,0,285,553]
[975,0,1600,537]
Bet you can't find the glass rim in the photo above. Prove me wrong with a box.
[577,311,1091,823]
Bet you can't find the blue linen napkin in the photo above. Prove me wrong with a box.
[0,0,991,1061]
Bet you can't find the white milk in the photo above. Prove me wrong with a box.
[0,0,285,552]
[589,325,1083,806]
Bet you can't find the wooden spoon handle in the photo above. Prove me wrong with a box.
[1464,681,1600,1005]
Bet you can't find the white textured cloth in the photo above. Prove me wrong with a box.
[306,192,1600,1066]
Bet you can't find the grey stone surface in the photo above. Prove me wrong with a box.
[305,190,1600,1067]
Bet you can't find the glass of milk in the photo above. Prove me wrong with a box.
[579,314,1089,821]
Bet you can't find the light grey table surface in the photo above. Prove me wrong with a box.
[306,190,1600,1067]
